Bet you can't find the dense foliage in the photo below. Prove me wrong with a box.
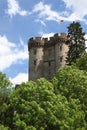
[66,21,86,64]
[72,52,87,71]
[0,63,87,129]
[53,66,87,123]
[0,72,12,127]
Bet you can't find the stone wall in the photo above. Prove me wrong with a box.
[43,46,55,79]
[29,47,44,81]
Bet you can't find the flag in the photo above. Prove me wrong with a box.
[60,20,64,22]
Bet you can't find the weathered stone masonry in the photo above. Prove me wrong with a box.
[28,33,69,81]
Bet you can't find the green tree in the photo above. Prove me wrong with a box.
[0,72,12,126]
[72,52,87,71]
[4,78,87,130]
[52,66,87,126]
[0,125,8,130]
[66,21,86,64]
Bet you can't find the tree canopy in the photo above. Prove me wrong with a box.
[0,72,12,126]
[72,52,87,71]
[0,72,87,129]
[66,21,86,64]
[52,66,87,116]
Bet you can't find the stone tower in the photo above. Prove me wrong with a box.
[28,33,69,81]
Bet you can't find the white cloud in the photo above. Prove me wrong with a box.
[32,2,63,23]
[0,35,28,71]
[32,1,87,24]
[0,35,15,55]
[5,0,87,22]
[6,0,87,23]
[6,0,29,17]
[35,19,46,26]
[62,0,87,21]
[10,73,28,85]
[40,32,54,39]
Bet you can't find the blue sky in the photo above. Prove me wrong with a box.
[0,0,87,85]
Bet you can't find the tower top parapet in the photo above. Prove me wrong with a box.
[28,32,67,50]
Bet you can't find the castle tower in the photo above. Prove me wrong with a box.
[28,37,44,81]
[28,33,69,81]
[54,33,69,72]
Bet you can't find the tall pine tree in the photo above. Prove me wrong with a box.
[66,21,86,65]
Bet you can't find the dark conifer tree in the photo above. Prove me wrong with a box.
[66,21,86,65]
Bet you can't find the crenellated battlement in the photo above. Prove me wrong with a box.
[28,37,44,50]
[28,33,67,50]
